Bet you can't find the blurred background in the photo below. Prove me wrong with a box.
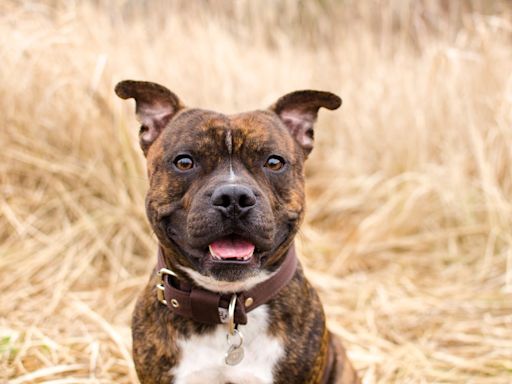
[1,0,511,383]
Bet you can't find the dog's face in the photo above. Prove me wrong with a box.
[115,81,340,284]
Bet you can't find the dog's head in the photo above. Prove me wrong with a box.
[115,80,341,288]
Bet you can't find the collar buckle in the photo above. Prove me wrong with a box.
[156,267,178,305]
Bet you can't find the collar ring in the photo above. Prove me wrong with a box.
[227,293,237,335]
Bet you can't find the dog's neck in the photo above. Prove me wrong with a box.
[155,244,298,326]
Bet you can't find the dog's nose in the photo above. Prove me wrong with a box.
[211,184,256,216]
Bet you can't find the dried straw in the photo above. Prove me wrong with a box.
[1,1,511,382]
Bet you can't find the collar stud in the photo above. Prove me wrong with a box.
[244,297,254,307]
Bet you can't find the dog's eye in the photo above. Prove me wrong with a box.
[173,155,194,171]
[264,155,285,172]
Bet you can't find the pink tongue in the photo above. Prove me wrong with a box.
[209,237,255,259]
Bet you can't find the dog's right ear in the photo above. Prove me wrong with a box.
[115,80,184,155]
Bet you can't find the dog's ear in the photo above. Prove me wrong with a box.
[270,90,341,157]
[115,80,184,155]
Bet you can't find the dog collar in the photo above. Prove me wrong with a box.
[155,245,298,325]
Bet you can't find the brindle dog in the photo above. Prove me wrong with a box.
[115,80,359,384]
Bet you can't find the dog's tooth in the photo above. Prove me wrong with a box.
[208,245,220,259]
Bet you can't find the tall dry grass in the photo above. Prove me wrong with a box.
[1,1,511,382]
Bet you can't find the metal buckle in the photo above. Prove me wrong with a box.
[156,268,178,305]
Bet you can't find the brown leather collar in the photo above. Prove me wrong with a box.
[156,245,298,325]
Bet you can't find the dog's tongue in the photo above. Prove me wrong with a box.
[209,237,255,260]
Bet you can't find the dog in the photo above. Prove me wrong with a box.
[115,80,359,384]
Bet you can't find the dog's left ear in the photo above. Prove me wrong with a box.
[270,90,341,156]
[115,80,184,155]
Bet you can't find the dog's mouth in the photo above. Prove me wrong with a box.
[208,235,255,264]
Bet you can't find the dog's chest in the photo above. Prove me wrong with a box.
[172,305,284,384]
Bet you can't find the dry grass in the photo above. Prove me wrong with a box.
[1,0,512,382]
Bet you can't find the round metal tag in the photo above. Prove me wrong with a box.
[225,345,244,365]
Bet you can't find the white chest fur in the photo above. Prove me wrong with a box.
[172,305,284,384]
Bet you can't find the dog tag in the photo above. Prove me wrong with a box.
[225,344,244,365]
[225,328,244,366]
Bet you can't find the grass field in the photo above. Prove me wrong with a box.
[1,1,511,382]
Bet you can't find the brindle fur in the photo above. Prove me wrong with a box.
[115,80,359,383]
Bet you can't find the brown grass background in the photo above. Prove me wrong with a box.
[1,1,512,383]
